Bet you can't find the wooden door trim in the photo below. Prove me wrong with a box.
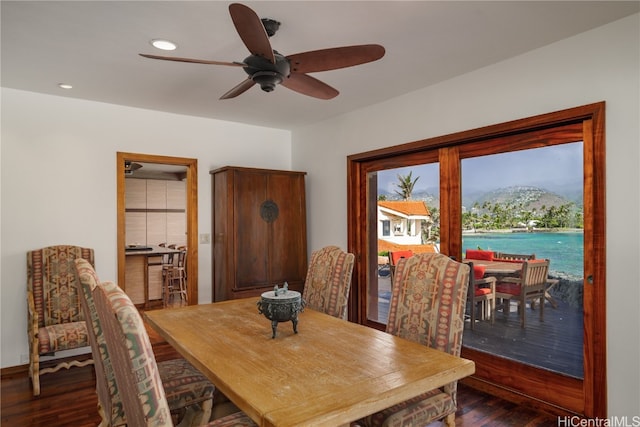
[117,152,198,305]
[347,102,606,417]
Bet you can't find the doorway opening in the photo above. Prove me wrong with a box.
[117,152,198,306]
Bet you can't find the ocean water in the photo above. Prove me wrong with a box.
[462,231,583,278]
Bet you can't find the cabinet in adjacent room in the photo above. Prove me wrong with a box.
[211,166,308,301]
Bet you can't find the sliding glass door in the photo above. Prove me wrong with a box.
[347,103,605,417]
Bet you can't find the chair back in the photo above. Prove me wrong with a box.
[496,252,536,261]
[387,253,470,357]
[520,259,550,292]
[75,259,126,426]
[93,280,173,426]
[389,250,413,266]
[302,246,355,320]
[27,245,95,328]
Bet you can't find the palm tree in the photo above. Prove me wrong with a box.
[394,171,420,200]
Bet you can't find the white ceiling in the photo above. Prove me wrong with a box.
[2,1,638,130]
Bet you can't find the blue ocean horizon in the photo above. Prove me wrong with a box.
[462,231,584,278]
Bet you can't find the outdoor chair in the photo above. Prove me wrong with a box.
[495,252,536,261]
[75,259,221,426]
[27,245,95,396]
[388,249,413,283]
[467,262,496,329]
[302,245,355,320]
[495,259,550,328]
[354,252,470,427]
[90,270,257,427]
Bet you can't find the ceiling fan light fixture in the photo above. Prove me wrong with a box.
[150,39,177,51]
[252,71,283,92]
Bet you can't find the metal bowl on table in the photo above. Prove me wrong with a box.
[257,283,305,339]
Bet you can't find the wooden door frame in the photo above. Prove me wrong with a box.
[117,152,199,305]
[347,102,606,417]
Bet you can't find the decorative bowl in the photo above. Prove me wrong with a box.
[257,283,305,338]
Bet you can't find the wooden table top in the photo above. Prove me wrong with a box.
[144,298,475,427]
[469,260,523,275]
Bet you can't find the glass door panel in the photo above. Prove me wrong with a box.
[461,142,584,378]
[367,164,439,324]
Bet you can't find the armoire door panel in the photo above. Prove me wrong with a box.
[268,173,307,288]
[234,170,270,289]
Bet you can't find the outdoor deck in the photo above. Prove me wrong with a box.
[375,275,584,379]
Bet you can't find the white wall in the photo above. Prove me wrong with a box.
[292,14,639,417]
[1,89,291,368]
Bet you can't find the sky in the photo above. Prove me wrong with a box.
[377,142,583,196]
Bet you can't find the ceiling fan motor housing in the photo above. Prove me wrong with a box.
[243,52,290,92]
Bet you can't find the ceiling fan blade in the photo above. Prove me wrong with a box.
[286,44,385,74]
[220,78,256,100]
[139,53,246,67]
[281,73,338,100]
[229,3,275,64]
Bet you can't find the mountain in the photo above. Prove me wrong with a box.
[466,186,576,212]
[379,185,580,213]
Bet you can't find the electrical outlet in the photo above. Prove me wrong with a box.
[20,354,29,364]
[199,233,211,244]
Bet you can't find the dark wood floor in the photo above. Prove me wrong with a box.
[1,322,558,427]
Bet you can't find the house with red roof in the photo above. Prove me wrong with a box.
[377,200,433,246]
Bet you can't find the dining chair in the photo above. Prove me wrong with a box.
[355,252,470,427]
[74,259,216,426]
[90,269,257,427]
[27,245,95,396]
[302,245,355,320]
[467,262,496,329]
[495,259,550,328]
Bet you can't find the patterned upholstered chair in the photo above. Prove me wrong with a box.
[75,259,218,426]
[27,245,95,396]
[355,253,470,427]
[90,271,257,427]
[302,245,355,320]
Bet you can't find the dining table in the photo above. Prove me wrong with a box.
[144,297,475,427]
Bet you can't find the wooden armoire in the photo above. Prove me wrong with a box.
[211,166,308,301]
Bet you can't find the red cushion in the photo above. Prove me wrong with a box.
[391,250,413,265]
[466,249,494,261]
[474,287,492,296]
[473,265,486,280]
[496,283,521,295]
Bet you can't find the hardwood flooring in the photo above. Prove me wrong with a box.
[1,323,558,426]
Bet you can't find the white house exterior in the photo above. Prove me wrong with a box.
[378,200,431,245]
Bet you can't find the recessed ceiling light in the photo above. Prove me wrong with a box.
[58,83,73,89]
[151,39,177,51]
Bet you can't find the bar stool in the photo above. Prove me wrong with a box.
[166,247,187,305]
[160,243,177,307]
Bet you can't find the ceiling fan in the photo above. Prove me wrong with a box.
[139,3,385,100]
